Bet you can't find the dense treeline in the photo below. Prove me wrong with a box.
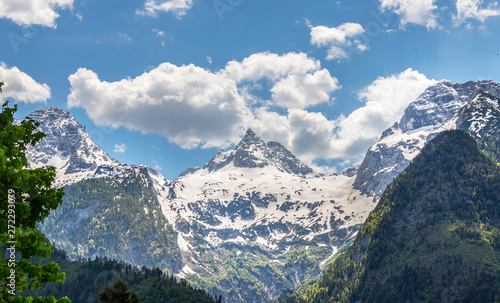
[26,247,221,303]
[284,130,500,303]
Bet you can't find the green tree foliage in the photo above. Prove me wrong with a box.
[97,280,140,303]
[0,84,70,302]
[286,130,500,303]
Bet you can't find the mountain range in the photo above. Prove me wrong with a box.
[25,79,500,302]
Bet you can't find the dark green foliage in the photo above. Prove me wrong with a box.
[478,135,500,164]
[40,175,182,273]
[286,130,500,303]
[97,280,140,303]
[0,98,69,302]
[28,247,220,303]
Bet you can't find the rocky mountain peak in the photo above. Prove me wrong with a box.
[354,80,500,198]
[26,107,118,186]
[186,129,314,176]
[235,128,266,150]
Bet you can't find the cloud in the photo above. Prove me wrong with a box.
[330,68,437,157]
[67,63,251,149]
[154,164,163,171]
[67,52,338,150]
[0,0,73,28]
[453,0,500,25]
[380,0,438,29]
[223,52,340,108]
[271,70,340,108]
[152,29,166,37]
[136,0,193,18]
[113,143,127,153]
[67,55,434,173]
[0,62,51,103]
[309,23,368,61]
[223,52,321,83]
[152,29,167,47]
[251,69,436,169]
[118,33,132,42]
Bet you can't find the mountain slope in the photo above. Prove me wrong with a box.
[287,130,500,302]
[26,108,184,273]
[354,80,500,198]
[26,108,376,302]
[157,129,376,302]
[40,166,183,273]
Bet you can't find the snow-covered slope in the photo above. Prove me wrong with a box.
[354,80,500,198]
[454,91,500,138]
[156,129,376,302]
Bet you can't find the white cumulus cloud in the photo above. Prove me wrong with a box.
[136,0,193,18]
[113,143,127,153]
[380,0,438,29]
[271,70,340,108]
[453,0,500,25]
[309,23,368,61]
[0,62,51,103]
[0,0,73,28]
[67,54,435,173]
[67,63,251,149]
[330,68,437,158]
[223,52,321,83]
[251,69,436,170]
[223,52,340,108]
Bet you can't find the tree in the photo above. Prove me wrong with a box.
[0,82,70,302]
[97,280,141,303]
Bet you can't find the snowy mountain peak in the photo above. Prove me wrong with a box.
[354,80,500,197]
[398,80,500,133]
[181,129,313,176]
[236,128,266,149]
[26,107,119,186]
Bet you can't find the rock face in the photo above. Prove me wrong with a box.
[354,80,500,198]
[198,129,313,175]
[26,107,120,186]
[455,91,500,139]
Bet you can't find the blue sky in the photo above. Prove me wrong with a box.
[1,0,500,179]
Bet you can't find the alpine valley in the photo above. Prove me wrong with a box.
[26,79,500,302]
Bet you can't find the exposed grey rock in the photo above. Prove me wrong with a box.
[201,129,313,176]
[354,80,500,198]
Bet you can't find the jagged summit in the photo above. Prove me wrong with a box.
[180,128,313,177]
[26,107,120,186]
[236,128,266,148]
